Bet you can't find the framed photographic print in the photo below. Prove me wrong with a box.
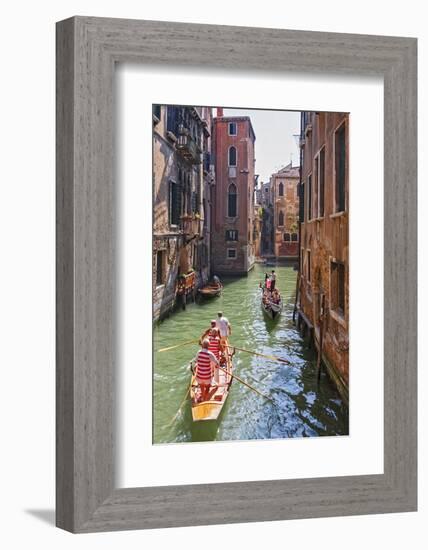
[56,16,417,532]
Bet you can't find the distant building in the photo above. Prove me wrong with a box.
[211,109,257,275]
[271,163,300,261]
[297,111,349,402]
[152,105,213,320]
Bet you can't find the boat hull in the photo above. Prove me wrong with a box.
[197,284,223,298]
[262,300,283,320]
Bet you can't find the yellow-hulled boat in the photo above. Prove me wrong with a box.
[190,338,233,421]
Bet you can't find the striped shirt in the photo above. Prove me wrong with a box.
[196,349,217,382]
[208,335,221,359]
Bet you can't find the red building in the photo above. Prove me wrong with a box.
[211,109,257,275]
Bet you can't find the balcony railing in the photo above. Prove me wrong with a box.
[176,128,202,164]
[181,214,202,238]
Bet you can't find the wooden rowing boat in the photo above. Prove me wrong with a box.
[190,338,233,421]
[261,289,283,320]
[197,282,223,298]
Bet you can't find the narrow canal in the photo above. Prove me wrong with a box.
[153,264,349,444]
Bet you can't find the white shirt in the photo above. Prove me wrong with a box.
[216,317,230,337]
[270,273,276,281]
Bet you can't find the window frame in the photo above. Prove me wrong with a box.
[226,248,237,260]
[333,120,347,214]
[228,145,237,167]
[228,121,237,136]
[330,257,346,321]
[227,182,238,218]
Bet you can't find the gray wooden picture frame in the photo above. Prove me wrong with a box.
[56,16,417,533]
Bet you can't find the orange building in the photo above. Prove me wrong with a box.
[271,163,300,260]
[297,111,349,402]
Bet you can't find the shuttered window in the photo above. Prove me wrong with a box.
[169,180,181,226]
[228,146,237,167]
[228,183,237,217]
[335,123,346,212]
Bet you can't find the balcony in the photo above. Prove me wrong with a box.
[181,214,202,239]
[176,128,202,164]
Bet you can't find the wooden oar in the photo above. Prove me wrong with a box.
[227,345,291,365]
[157,339,199,353]
[217,363,274,403]
[166,384,191,428]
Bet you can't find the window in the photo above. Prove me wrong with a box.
[278,181,284,197]
[331,261,345,316]
[152,104,161,122]
[307,175,313,220]
[228,146,237,167]
[156,251,164,286]
[307,250,311,282]
[228,122,237,136]
[168,180,181,226]
[278,210,284,226]
[228,183,237,217]
[299,182,305,223]
[225,229,238,241]
[283,233,291,241]
[227,248,237,259]
[335,123,346,212]
[319,147,325,217]
[291,233,298,242]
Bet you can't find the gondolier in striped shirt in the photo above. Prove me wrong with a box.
[195,339,220,402]
[208,327,222,384]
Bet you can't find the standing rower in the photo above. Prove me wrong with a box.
[216,311,231,347]
[195,339,220,402]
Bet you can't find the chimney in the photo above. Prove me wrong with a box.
[217,107,224,117]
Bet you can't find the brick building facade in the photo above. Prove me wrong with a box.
[152,105,214,320]
[297,111,349,401]
[271,163,300,260]
[211,110,257,275]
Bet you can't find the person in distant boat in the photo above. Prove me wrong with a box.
[195,339,220,402]
[270,270,276,291]
[213,274,221,287]
[272,288,280,304]
[216,311,231,346]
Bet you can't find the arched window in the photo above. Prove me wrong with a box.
[278,210,284,226]
[291,233,298,242]
[228,183,237,217]
[283,233,291,242]
[228,146,237,167]
[278,181,284,196]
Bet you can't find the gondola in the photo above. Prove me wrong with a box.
[190,338,233,421]
[261,288,283,320]
[197,282,223,298]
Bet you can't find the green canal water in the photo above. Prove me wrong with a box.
[153,264,349,444]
